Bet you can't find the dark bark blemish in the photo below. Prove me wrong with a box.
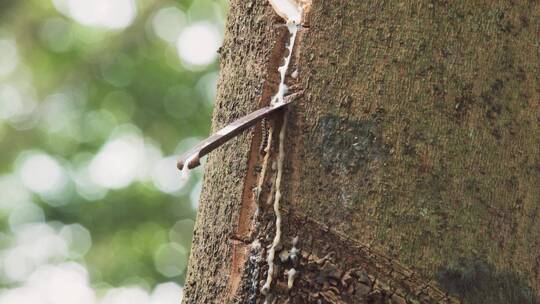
[436,258,537,304]
[313,115,386,174]
[453,83,474,121]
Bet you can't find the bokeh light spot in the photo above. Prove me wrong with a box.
[89,132,144,189]
[18,152,68,195]
[0,175,31,211]
[0,84,22,120]
[8,203,45,230]
[190,180,202,209]
[152,156,188,194]
[2,223,69,282]
[55,0,138,30]
[26,263,95,304]
[71,152,108,201]
[60,224,92,258]
[3,248,35,282]
[150,282,183,304]
[40,92,84,140]
[0,287,42,304]
[176,22,221,68]
[0,38,18,77]
[154,243,187,277]
[196,72,218,106]
[169,219,194,246]
[100,286,149,304]
[151,7,186,44]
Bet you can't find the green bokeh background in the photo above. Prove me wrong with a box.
[0,0,226,295]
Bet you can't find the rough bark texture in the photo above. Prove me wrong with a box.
[183,1,540,303]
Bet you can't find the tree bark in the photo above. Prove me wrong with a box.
[183,1,540,303]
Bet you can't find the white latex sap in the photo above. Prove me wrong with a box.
[268,0,302,24]
[262,0,304,298]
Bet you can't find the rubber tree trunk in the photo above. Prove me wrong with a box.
[182,1,540,303]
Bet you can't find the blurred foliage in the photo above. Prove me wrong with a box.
[0,0,226,293]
